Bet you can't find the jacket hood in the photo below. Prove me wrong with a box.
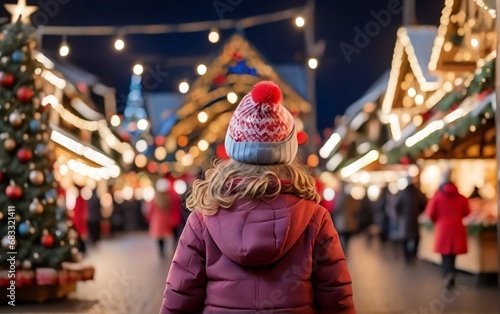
[204,194,317,267]
[440,182,459,196]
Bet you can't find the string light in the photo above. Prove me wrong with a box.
[198,111,208,123]
[114,37,125,51]
[198,139,209,151]
[197,64,207,75]
[415,94,424,105]
[320,132,341,159]
[208,28,220,43]
[308,57,318,69]
[340,150,380,179]
[59,36,70,57]
[42,95,134,163]
[470,38,479,48]
[227,92,238,104]
[137,118,149,131]
[135,139,148,153]
[133,64,144,75]
[110,114,121,127]
[54,135,116,168]
[295,16,305,28]
[179,81,189,93]
[407,87,416,97]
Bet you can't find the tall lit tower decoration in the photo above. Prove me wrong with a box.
[121,65,153,158]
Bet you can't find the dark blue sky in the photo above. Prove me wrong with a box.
[2,0,442,134]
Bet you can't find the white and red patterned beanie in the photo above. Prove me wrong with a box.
[225,81,297,165]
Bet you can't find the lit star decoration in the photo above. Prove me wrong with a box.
[4,0,38,24]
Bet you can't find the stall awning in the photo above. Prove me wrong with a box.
[384,91,495,163]
[382,55,495,163]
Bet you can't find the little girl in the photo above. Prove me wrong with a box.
[160,81,355,313]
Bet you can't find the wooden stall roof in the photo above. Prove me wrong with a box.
[429,0,496,74]
[160,33,312,166]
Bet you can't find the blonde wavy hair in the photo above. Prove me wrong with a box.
[186,158,320,215]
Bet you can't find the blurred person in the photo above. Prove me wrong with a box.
[372,185,391,243]
[331,181,360,252]
[147,179,179,258]
[160,81,354,313]
[71,185,89,254]
[425,169,470,289]
[394,176,427,264]
[87,189,102,245]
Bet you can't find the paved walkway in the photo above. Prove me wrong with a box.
[1,232,499,313]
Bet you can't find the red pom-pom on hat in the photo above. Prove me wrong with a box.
[251,81,282,105]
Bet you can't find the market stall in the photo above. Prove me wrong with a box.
[418,159,497,281]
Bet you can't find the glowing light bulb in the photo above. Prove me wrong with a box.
[110,114,121,127]
[133,64,144,75]
[308,58,318,69]
[197,64,207,75]
[179,81,189,94]
[227,92,238,104]
[198,111,208,123]
[198,139,209,151]
[408,87,416,97]
[59,40,69,57]
[471,38,479,48]
[137,118,149,130]
[295,16,305,28]
[208,29,220,43]
[114,38,125,51]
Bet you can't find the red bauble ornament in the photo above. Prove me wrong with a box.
[297,131,309,145]
[232,51,244,62]
[41,234,55,247]
[6,184,23,200]
[0,72,14,87]
[17,148,33,163]
[400,155,411,165]
[212,74,226,86]
[16,86,34,103]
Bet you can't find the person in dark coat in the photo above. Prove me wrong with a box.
[372,185,390,242]
[331,181,360,252]
[87,189,102,245]
[425,170,470,289]
[394,176,427,264]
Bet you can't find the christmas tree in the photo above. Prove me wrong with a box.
[0,20,81,272]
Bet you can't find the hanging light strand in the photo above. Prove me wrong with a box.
[37,7,306,37]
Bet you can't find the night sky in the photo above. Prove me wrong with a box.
[1,0,443,135]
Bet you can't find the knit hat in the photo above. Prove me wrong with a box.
[225,81,297,165]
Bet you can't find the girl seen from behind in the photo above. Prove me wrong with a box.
[159,81,355,313]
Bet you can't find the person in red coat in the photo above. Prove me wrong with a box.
[70,187,89,254]
[425,172,470,289]
[147,179,182,258]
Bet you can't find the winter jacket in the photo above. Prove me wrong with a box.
[425,183,470,255]
[394,184,427,240]
[71,195,89,238]
[331,192,360,234]
[148,189,182,238]
[160,194,355,313]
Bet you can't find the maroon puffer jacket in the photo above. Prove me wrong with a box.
[160,194,355,313]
